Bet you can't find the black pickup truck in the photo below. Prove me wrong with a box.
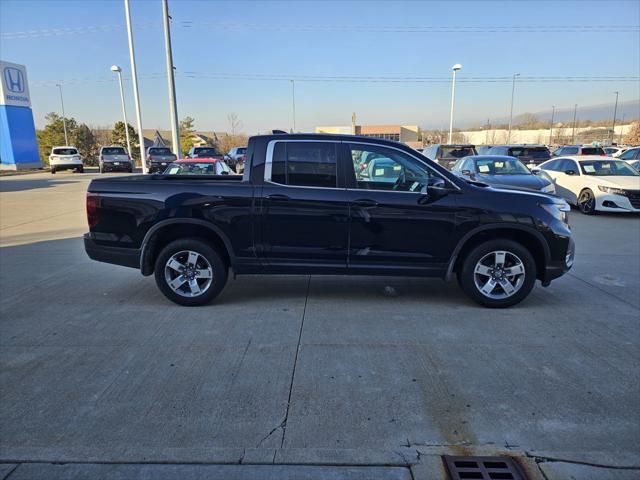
[85,133,574,308]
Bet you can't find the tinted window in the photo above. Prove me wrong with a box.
[440,146,476,159]
[102,147,127,155]
[563,147,579,154]
[541,159,560,171]
[269,142,337,188]
[52,148,78,155]
[581,147,605,155]
[558,159,579,173]
[349,143,444,192]
[507,147,550,159]
[149,147,172,155]
[193,147,219,157]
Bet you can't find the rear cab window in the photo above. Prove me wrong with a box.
[581,147,605,155]
[149,148,172,155]
[102,147,127,155]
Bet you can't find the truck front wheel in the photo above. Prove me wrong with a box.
[457,239,537,308]
[154,238,228,306]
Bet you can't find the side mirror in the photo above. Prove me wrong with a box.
[461,169,472,176]
[425,176,449,199]
[565,170,576,175]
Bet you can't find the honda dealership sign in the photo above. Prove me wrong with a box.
[0,60,40,170]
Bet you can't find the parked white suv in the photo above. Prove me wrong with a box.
[49,146,83,174]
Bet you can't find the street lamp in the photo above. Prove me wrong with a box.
[291,79,296,133]
[571,104,578,144]
[611,91,619,143]
[549,105,555,145]
[448,63,461,144]
[507,73,520,143]
[110,65,132,157]
[55,83,69,146]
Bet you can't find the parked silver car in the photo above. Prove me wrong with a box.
[99,146,134,173]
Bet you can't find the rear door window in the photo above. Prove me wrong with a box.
[269,142,337,188]
[581,147,604,155]
[563,147,579,154]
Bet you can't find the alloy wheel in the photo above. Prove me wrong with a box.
[578,190,595,214]
[473,250,526,300]
[164,250,213,297]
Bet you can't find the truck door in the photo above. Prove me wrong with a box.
[258,140,349,270]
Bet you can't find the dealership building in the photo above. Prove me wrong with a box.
[315,124,420,146]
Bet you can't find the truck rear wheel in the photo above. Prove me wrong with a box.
[457,239,536,308]
[154,238,228,306]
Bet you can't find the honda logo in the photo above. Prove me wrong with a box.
[4,67,25,93]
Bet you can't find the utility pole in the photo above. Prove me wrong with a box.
[620,113,625,143]
[162,0,180,158]
[351,112,356,135]
[485,118,490,144]
[507,73,520,143]
[124,0,148,173]
[291,80,296,133]
[55,84,69,145]
[571,104,578,144]
[110,66,132,156]
[611,91,619,143]
[448,63,461,144]
[549,106,555,146]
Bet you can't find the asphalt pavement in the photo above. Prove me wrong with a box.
[1,169,639,480]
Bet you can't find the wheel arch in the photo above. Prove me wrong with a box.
[140,219,235,276]
[446,224,550,281]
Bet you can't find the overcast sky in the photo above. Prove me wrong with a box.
[1,0,639,133]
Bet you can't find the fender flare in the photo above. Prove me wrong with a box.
[139,218,236,276]
[444,223,551,281]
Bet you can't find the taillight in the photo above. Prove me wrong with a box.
[86,192,100,228]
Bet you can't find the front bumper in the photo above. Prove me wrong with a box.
[542,236,574,284]
[596,193,640,212]
[84,234,140,269]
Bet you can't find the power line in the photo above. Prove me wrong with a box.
[3,22,638,39]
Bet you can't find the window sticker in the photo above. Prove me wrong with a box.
[494,162,504,168]
[583,165,595,173]
[478,165,490,173]
[167,167,180,174]
[393,165,402,171]
[375,168,385,176]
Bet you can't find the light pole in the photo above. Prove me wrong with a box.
[291,80,296,133]
[549,105,555,145]
[162,0,180,158]
[620,113,625,143]
[124,0,148,173]
[571,104,578,144]
[110,66,132,156]
[506,73,520,143]
[55,84,69,145]
[448,63,461,144]
[611,91,619,143]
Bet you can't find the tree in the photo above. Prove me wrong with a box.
[110,121,139,158]
[72,124,99,165]
[514,113,539,129]
[36,112,78,165]
[227,113,242,136]
[179,116,197,155]
[217,133,249,156]
[624,122,640,144]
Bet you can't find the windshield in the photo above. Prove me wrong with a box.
[579,160,640,176]
[236,148,247,154]
[193,148,219,157]
[440,146,475,159]
[163,162,230,175]
[581,147,605,155]
[508,147,550,159]
[102,147,127,155]
[476,157,530,175]
[149,148,172,155]
[52,148,78,155]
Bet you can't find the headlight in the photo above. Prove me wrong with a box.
[541,183,555,194]
[598,185,626,196]
[540,201,570,223]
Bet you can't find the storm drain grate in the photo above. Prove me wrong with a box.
[443,455,527,480]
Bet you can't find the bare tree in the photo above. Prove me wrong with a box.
[227,113,242,136]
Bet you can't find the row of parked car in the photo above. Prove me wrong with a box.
[47,145,248,175]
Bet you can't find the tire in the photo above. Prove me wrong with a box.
[457,239,537,308]
[577,188,597,215]
[77,166,84,173]
[51,168,56,174]
[99,164,104,174]
[154,238,228,306]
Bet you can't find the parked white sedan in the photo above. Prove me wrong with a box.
[536,156,640,214]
